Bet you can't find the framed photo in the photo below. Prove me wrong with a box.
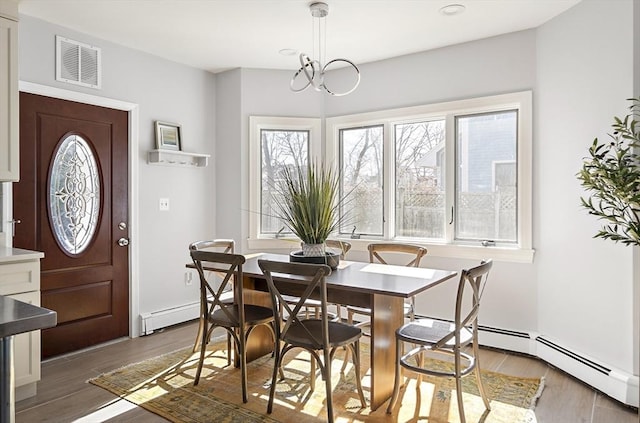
[155,121,182,151]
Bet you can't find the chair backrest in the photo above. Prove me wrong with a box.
[367,243,427,267]
[258,260,332,349]
[190,249,245,326]
[435,259,493,349]
[325,240,351,259]
[189,239,235,253]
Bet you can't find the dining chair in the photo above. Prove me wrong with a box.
[341,242,427,371]
[346,243,428,328]
[386,260,493,423]
[258,259,367,423]
[189,240,235,359]
[279,240,351,322]
[324,240,352,319]
[190,249,275,403]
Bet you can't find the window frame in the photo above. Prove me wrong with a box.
[248,116,322,250]
[325,91,533,263]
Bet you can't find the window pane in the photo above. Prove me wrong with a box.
[455,111,517,242]
[260,129,308,234]
[340,125,383,236]
[395,120,445,239]
[49,134,100,255]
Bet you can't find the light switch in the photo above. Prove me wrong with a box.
[159,198,170,211]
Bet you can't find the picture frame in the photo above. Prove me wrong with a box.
[155,121,182,151]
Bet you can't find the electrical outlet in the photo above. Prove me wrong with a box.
[159,198,170,211]
[184,271,192,286]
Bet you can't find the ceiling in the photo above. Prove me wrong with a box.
[18,0,582,74]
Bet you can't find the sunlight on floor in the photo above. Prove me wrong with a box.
[72,399,138,422]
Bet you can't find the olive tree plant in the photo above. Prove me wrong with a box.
[577,97,640,246]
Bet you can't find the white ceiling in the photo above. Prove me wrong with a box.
[18,0,582,74]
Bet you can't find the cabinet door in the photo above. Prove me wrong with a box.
[7,291,42,387]
[0,16,18,181]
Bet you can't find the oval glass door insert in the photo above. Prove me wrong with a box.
[49,134,100,255]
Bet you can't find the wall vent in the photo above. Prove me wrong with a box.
[56,35,101,89]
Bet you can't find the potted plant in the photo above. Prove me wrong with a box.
[270,161,351,268]
[577,97,639,246]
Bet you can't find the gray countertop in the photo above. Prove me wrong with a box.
[0,247,44,264]
[0,296,57,338]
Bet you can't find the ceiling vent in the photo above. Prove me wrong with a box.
[56,35,102,89]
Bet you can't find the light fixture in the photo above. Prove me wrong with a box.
[439,3,466,16]
[290,2,360,96]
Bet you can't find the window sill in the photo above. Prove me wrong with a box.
[247,237,535,264]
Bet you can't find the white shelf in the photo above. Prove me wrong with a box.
[147,149,210,168]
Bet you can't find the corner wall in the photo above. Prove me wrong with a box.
[536,0,634,374]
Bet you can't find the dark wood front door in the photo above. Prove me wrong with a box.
[14,92,129,358]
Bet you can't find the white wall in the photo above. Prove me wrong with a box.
[18,15,217,330]
[536,0,635,373]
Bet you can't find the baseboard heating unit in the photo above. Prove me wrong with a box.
[536,336,638,407]
[140,301,200,336]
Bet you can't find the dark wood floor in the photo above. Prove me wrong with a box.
[15,321,639,422]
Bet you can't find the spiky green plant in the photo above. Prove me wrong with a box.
[270,162,350,245]
[577,97,640,246]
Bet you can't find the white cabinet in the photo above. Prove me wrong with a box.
[0,13,18,182]
[0,248,45,400]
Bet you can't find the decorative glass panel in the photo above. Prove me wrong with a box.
[49,135,100,254]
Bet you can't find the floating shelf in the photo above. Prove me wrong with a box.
[147,149,210,168]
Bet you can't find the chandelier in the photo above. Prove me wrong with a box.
[290,2,360,96]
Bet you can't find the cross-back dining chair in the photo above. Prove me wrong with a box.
[189,239,235,359]
[386,260,493,423]
[279,240,352,322]
[346,242,428,327]
[258,259,367,423]
[324,240,351,318]
[190,249,275,403]
[341,242,428,371]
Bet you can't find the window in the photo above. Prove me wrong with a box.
[339,125,383,236]
[249,116,321,242]
[455,111,517,243]
[326,91,532,261]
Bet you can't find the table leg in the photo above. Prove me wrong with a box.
[369,295,403,411]
[237,277,275,366]
[0,336,15,423]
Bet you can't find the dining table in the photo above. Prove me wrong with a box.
[188,252,457,411]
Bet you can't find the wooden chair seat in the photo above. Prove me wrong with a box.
[209,304,275,327]
[284,319,362,348]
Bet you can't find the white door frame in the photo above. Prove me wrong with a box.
[17,81,141,338]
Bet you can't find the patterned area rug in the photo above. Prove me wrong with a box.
[89,341,544,422]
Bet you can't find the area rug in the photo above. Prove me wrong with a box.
[89,341,544,423]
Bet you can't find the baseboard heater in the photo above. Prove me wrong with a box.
[415,315,638,407]
[140,301,200,336]
[536,336,638,407]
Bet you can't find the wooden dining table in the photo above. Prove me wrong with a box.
[189,252,457,411]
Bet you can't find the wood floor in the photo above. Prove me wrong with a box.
[15,321,639,423]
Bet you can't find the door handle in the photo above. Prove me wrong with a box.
[118,237,130,247]
[11,219,21,237]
